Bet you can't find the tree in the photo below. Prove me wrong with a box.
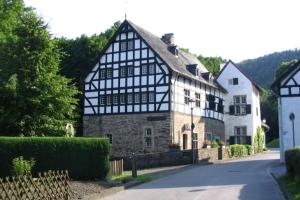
[0,9,79,136]
[197,55,226,75]
[275,59,299,79]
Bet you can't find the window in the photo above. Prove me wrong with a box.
[233,95,247,115]
[141,64,147,74]
[120,94,125,104]
[184,89,190,105]
[127,94,133,104]
[127,66,134,76]
[134,93,140,103]
[113,95,118,105]
[142,93,147,103]
[120,67,127,77]
[144,128,153,148]
[206,132,213,141]
[100,69,106,79]
[105,134,113,144]
[195,93,201,107]
[100,96,105,105]
[193,133,198,149]
[149,92,155,102]
[127,40,134,50]
[106,95,112,105]
[120,41,127,51]
[233,78,239,85]
[234,126,247,144]
[148,64,155,74]
[107,68,112,78]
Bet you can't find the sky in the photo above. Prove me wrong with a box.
[24,0,300,62]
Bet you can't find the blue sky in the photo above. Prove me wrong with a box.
[24,0,300,62]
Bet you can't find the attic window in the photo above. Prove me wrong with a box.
[120,40,134,51]
[233,78,239,85]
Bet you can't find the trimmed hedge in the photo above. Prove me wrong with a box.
[229,144,253,158]
[285,147,300,181]
[0,137,110,179]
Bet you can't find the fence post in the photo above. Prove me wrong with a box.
[131,153,137,177]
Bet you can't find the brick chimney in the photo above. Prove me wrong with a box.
[161,33,175,45]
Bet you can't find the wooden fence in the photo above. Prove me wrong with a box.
[108,159,123,177]
[0,170,72,200]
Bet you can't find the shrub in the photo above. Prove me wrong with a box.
[12,156,35,176]
[245,145,253,155]
[203,140,211,148]
[0,137,110,179]
[229,144,248,157]
[285,147,300,181]
[211,140,219,148]
[254,127,264,153]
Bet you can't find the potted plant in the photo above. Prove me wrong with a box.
[203,140,211,148]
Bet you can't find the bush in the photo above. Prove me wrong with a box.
[245,145,253,155]
[285,147,300,181]
[12,156,35,176]
[211,140,219,148]
[229,144,248,157]
[254,127,264,153]
[0,137,110,179]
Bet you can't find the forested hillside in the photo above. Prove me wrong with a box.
[239,49,300,88]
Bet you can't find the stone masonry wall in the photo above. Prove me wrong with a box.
[83,113,171,157]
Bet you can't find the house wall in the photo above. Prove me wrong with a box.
[83,113,171,157]
[217,62,261,144]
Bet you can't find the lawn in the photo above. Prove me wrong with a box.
[111,174,152,184]
[266,138,279,148]
[278,176,300,200]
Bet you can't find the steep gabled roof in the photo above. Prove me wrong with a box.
[126,20,222,88]
[271,60,300,95]
[215,60,263,93]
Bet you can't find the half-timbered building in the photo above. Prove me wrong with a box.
[83,20,226,156]
[271,61,300,162]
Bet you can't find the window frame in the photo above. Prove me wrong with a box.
[106,68,113,78]
[144,127,153,149]
[184,89,190,105]
[234,126,247,144]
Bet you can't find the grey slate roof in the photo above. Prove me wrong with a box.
[127,20,220,89]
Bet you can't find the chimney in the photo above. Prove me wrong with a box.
[161,33,175,45]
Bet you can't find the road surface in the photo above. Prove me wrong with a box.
[104,150,283,200]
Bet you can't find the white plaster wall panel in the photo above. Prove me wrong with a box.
[294,71,300,82]
[134,39,140,48]
[120,52,126,61]
[85,92,98,97]
[280,88,289,95]
[113,43,119,52]
[127,78,133,87]
[291,87,300,94]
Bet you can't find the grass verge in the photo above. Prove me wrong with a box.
[267,138,279,148]
[111,174,152,184]
[278,175,300,200]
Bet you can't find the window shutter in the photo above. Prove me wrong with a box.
[246,104,251,114]
[246,136,252,145]
[229,105,235,115]
[229,136,235,145]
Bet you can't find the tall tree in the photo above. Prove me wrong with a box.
[0,8,79,136]
[275,59,299,79]
[197,55,226,75]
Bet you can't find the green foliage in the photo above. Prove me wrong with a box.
[279,175,300,200]
[12,156,35,176]
[275,59,299,79]
[0,7,79,136]
[0,137,110,179]
[229,144,248,157]
[111,174,152,184]
[239,49,300,88]
[245,145,253,155]
[266,138,279,148]
[197,55,226,75]
[211,140,219,148]
[285,147,300,181]
[57,22,120,135]
[254,127,264,153]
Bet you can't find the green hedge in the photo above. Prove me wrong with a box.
[0,137,110,179]
[285,147,300,181]
[229,144,253,158]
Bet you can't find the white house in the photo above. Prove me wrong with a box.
[216,60,263,145]
[271,61,300,162]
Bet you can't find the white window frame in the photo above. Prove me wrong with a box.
[234,95,247,115]
[120,94,125,104]
[141,64,147,75]
[127,94,133,104]
[134,93,140,103]
[144,127,153,149]
[100,96,105,105]
[234,126,247,144]
[107,68,112,78]
[149,92,155,103]
[148,63,155,74]
[113,95,118,105]
[141,93,147,103]
[184,89,190,105]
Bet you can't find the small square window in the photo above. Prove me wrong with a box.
[149,92,155,102]
[142,93,147,103]
[127,66,134,76]
[120,94,125,104]
[127,40,134,50]
[100,69,106,79]
[120,67,127,77]
[100,96,105,105]
[233,78,238,85]
[134,93,140,103]
[141,64,147,75]
[120,41,127,51]
[127,94,133,104]
[113,95,118,105]
[148,63,155,74]
[107,69,112,78]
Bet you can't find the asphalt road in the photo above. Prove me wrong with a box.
[104,150,284,200]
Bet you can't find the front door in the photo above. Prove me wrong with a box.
[183,134,187,150]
